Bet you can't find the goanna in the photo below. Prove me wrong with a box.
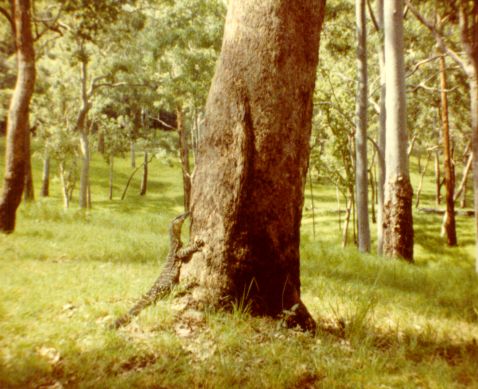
[112,212,203,329]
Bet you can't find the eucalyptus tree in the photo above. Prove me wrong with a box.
[382,0,414,261]
[407,0,478,270]
[0,0,35,233]
[48,0,139,209]
[181,0,326,330]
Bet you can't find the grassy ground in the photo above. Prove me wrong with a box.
[0,139,477,388]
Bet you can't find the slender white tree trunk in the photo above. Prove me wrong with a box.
[376,0,386,255]
[355,0,370,252]
[382,0,414,261]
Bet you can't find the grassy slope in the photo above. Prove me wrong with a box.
[0,139,477,388]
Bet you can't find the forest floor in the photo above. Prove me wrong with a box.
[1,141,478,388]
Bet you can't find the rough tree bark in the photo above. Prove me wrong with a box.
[439,54,457,246]
[355,0,371,253]
[181,0,326,331]
[382,0,414,261]
[0,0,35,233]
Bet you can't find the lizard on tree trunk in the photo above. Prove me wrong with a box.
[112,212,203,329]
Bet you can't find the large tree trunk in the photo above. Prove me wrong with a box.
[177,107,191,211]
[0,0,35,233]
[439,54,457,246]
[382,0,414,261]
[355,0,371,253]
[181,0,326,331]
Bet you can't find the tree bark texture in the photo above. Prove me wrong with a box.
[182,0,326,330]
[355,0,371,253]
[177,108,191,211]
[382,0,414,261]
[439,54,457,246]
[0,0,35,233]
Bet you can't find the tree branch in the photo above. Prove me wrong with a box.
[367,136,385,176]
[406,1,468,73]
[406,55,444,78]
[0,6,14,34]
[366,0,379,33]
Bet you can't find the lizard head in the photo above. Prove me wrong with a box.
[170,212,189,237]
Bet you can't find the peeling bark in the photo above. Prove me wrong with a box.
[383,175,414,261]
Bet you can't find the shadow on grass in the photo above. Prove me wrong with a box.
[316,315,478,374]
[302,242,478,323]
[93,194,185,215]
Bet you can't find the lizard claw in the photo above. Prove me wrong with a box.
[194,238,205,248]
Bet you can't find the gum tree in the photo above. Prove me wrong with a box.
[182,0,326,330]
[0,0,35,233]
[382,0,414,261]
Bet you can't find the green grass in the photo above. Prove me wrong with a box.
[0,138,478,388]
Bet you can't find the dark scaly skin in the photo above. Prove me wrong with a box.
[113,213,203,329]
